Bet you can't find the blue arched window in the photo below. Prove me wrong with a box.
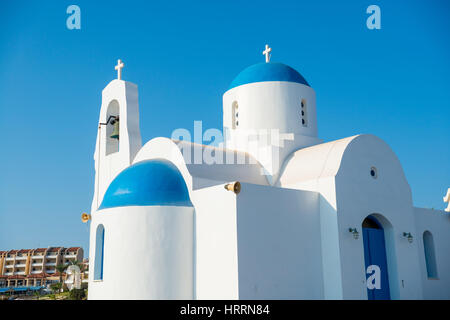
[94,224,105,280]
[423,231,438,279]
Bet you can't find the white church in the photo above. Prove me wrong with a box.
[86,46,450,300]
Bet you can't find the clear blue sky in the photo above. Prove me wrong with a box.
[1,0,449,254]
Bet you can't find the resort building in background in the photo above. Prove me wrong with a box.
[82,258,89,284]
[0,247,85,289]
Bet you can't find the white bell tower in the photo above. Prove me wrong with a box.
[91,59,142,212]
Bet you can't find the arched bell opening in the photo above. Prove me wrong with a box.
[105,100,120,155]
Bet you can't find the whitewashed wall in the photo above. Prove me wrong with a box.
[235,183,322,299]
[88,205,194,300]
[277,134,446,299]
[414,207,450,299]
[278,136,356,299]
[334,134,423,300]
[192,184,240,299]
[223,81,321,177]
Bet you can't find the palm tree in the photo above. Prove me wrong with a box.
[55,263,68,293]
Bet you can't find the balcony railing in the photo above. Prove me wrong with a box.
[31,255,44,259]
[5,257,14,261]
[31,262,43,266]
[45,262,56,266]
[46,254,58,258]
[15,264,26,268]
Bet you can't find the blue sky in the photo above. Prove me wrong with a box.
[1,0,449,254]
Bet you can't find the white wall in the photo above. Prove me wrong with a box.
[223,81,317,138]
[277,134,437,300]
[192,184,240,299]
[235,183,323,299]
[277,136,356,299]
[414,207,450,299]
[223,81,321,178]
[335,135,423,299]
[88,205,194,300]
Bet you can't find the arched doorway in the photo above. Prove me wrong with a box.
[362,215,391,300]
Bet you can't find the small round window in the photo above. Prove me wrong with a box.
[370,167,377,179]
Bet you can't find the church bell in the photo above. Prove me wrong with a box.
[110,118,120,140]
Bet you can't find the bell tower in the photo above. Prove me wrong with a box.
[91,59,142,212]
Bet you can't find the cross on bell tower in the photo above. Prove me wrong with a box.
[115,59,125,80]
[262,44,272,63]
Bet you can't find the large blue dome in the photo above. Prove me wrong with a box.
[99,159,192,210]
[229,62,309,89]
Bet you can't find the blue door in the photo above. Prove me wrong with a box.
[363,227,391,300]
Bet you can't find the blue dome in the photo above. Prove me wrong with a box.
[99,159,192,210]
[229,62,309,89]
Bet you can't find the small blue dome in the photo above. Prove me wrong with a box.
[99,159,192,210]
[229,62,309,89]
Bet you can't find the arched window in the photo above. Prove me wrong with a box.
[423,231,438,279]
[94,224,105,280]
[232,101,239,129]
[300,99,307,127]
[105,100,120,155]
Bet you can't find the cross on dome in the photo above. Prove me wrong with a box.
[115,59,124,80]
[262,44,272,63]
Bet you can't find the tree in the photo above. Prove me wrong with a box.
[55,263,68,293]
[69,288,86,300]
[33,290,40,300]
[50,282,61,293]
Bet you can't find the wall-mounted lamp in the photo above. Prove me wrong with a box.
[403,232,413,243]
[349,228,359,240]
[81,212,91,223]
[224,181,241,194]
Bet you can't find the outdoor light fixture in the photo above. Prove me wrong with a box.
[81,212,91,223]
[349,228,359,240]
[403,232,413,243]
[224,181,241,194]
